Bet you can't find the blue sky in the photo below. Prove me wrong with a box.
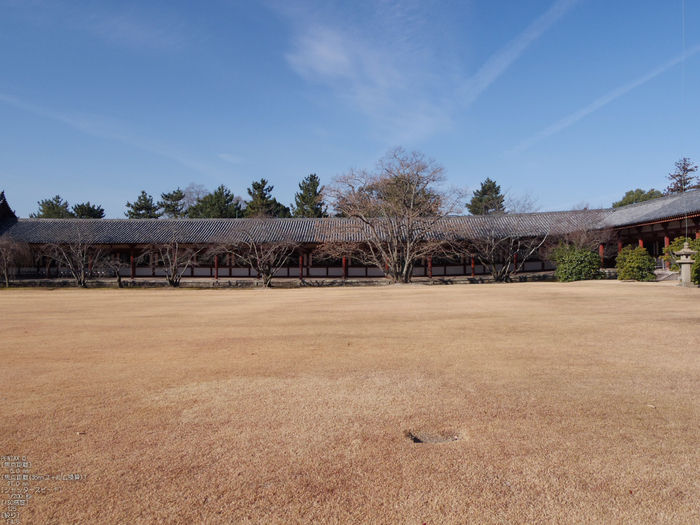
[1,0,698,217]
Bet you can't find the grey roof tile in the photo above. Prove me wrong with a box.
[2,191,698,244]
[602,189,700,228]
[0,211,612,245]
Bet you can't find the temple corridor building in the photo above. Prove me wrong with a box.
[1,191,699,282]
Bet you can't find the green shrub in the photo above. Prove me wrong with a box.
[616,246,656,281]
[551,244,603,282]
[661,237,700,284]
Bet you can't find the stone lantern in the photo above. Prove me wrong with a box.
[676,242,697,288]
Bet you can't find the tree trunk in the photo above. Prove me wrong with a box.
[261,272,273,288]
[398,262,414,283]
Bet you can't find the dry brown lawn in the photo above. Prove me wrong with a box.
[1,281,699,524]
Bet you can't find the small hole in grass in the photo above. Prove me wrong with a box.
[405,430,459,444]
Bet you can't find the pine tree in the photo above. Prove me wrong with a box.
[158,188,187,218]
[30,196,76,218]
[665,158,699,195]
[187,185,242,218]
[245,179,291,218]
[466,178,505,215]
[125,191,161,219]
[72,202,105,219]
[292,174,327,218]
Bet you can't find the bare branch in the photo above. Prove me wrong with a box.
[444,193,551,282]
[210,220,298,287]
[99,251,130,288]
[0,234,30,287]
[505,189,540,214]
[325,147,466,283]
[139,239,203,287]
[43,226,106,288]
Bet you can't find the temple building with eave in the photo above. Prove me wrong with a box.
[1,190,699,282]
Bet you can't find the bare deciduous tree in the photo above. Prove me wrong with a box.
[461,225,548,282]
[325,147,465,283]
[183,183,209,210]
[139,240,203,287]
[43,228,105,288]
[100,251,130,288]
[505,189,540,214]
[444,194,549,282]
[211,222,298,288]
[0,234,30,287]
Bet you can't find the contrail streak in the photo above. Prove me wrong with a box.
[458,0,580,107]
[512,43,700,153]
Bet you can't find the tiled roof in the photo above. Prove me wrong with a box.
[602,189,700,228]
[0,210,612,245]
[1,190,698,245]
[443,210,613,238]
[0,191,16,220]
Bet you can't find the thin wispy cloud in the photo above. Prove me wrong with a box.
[218,154,247,165]
[279,0,455,142]
[0,92,215,177]
[279,0,578,142]
[511,43,700,153]
[4,0,187,52]
[81,10,186,52]
[458,0,580,108]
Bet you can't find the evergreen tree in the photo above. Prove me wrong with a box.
[72,202,105,219]
[187,185,242,218]
[292,174,327,218]
[665,158,699,195]
[466,178,505,215]
[158,188,187,218]
[245,179,291,218]
[30,196,76,218]
[612,188,663,207]
[125,191,161,219]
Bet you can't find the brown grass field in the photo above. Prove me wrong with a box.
[1,281,699,524]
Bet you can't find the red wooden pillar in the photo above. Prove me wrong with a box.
[513,254,518,274]
[299,255,303,280]
[664,236,671,269]
[617,240,623,253]
[130,249,135,279]
[696,231,700,240]
[428,257,433,279]
[638,238,644,248]
[342,256,347,280]
[599,243,605,267]
[471,257,476,277]
[214,255,219,280]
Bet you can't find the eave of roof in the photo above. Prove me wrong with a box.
[602,189,700,229]
[0,210,613,245]
[2,190,699,245]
